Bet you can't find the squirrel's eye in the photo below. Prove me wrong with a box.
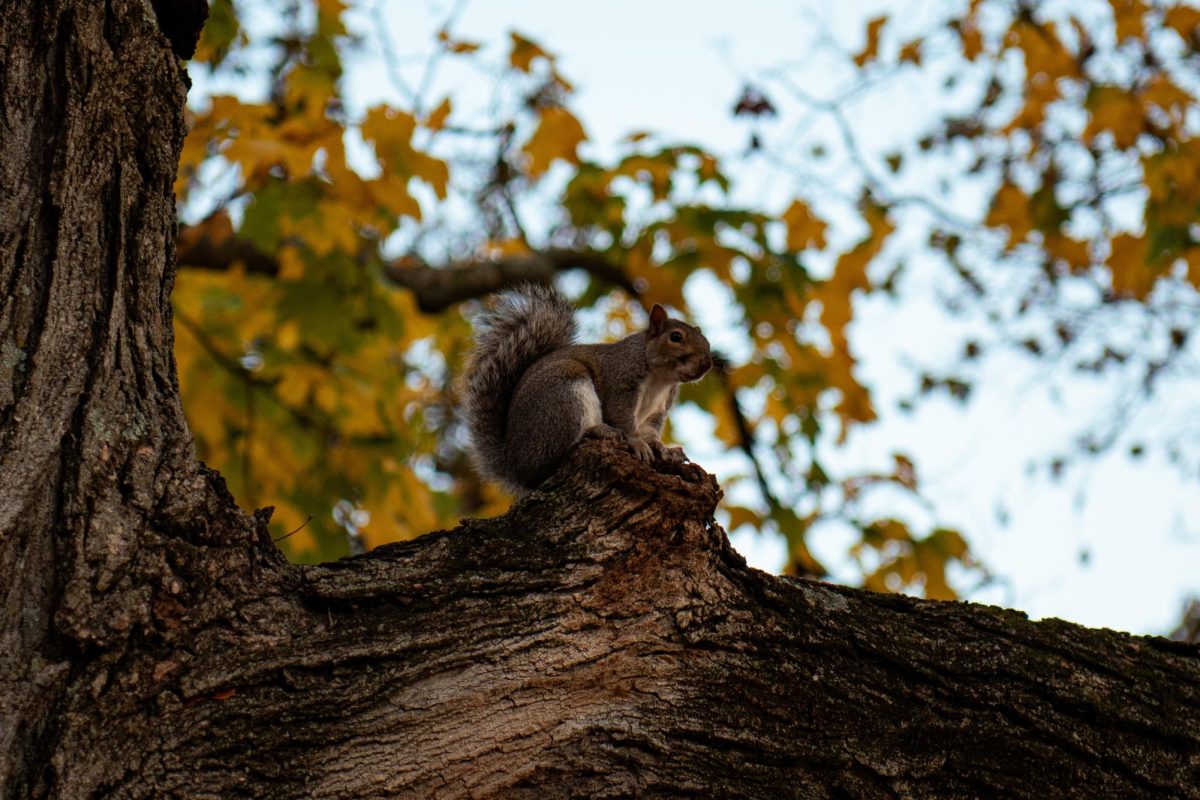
[669,331,684,343]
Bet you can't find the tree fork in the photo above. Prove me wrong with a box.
[1,2,1199,798]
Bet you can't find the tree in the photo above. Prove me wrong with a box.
[172,0,976,596]
[3,2,1200,797]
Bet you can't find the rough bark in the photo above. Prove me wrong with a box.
[2,2,1200,799]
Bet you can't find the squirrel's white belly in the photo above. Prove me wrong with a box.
[636,376,673,428]
[572,379,604,429]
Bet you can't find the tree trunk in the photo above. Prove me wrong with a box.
[2,2,1198,798]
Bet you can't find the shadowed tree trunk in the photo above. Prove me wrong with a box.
[2,2,1199,798]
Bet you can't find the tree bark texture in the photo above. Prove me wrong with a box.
[2,2,1200,799]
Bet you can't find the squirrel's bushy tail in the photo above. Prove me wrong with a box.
[463,284,577,493]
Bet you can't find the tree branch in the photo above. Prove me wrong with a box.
[175,219,640,312]
[49,438,1200,797]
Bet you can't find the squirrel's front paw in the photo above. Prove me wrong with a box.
[647,440,687,464]
[625,435,654,463]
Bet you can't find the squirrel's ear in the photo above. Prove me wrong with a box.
[649,304,668,335]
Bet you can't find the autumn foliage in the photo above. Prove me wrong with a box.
[174,0,1200,599]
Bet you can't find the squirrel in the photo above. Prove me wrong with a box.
[463,284,713,496]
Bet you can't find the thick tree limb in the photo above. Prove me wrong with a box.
[31,439,1199,798]
[175,219,640,312]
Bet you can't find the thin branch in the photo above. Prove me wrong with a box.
[370,0,417,104]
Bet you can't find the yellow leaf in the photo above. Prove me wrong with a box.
[1143,76,1191,128]
[361,105,449,199]
[224,137,296,180]
[437,29,481,54]
[278,246,305,281]
[362,106,418,167]
[277,320,301,351]
[899,39,922,66]
[276,363,325,407]
[425,98,452,131]
[985,183,1033,248]
[421,158,450,199]
[1045,234,1091,273]
[638,266,689,311]
[480,239,533,260]
[810,205,891,438]
[1014,20,1077,80]
[926,528,969,560]
[916,548,955,600]
[959,20,983,61]
[1165,6,1200,41]
[523,107,586,177]
[782,200,827,251]
[1113,0,1148,42]
[283,64,337,120]
[854,16,887,68]
[725,506,762,531]
[510,31,552,72]
[1108,233,1154,298]
[893,453,917,489]
[316,0,348,21]
[1084,86,1142,149]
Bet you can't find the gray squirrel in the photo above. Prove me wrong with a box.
[463,284,713,496]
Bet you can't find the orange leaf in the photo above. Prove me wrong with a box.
[782,200,827,251]
[985,183,1033,248]
[437,29,481,54]
[854,16,887,68]
[1084,86,1143,149]
[1113,0,1148,42]
[1045,234,1092,273]
[1165,6,1200,41]
[362,105,449,199]
[725,506,762,531]
[523,107,586,177]
[510,32,551,72]
[1014,20,1077,80]
[959,20,984,61]
[1108,233,1154,299]
[426,98,452,131]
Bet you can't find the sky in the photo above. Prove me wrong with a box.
[200,0,1200,636]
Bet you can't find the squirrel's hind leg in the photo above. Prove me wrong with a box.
[506,376,600,490]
